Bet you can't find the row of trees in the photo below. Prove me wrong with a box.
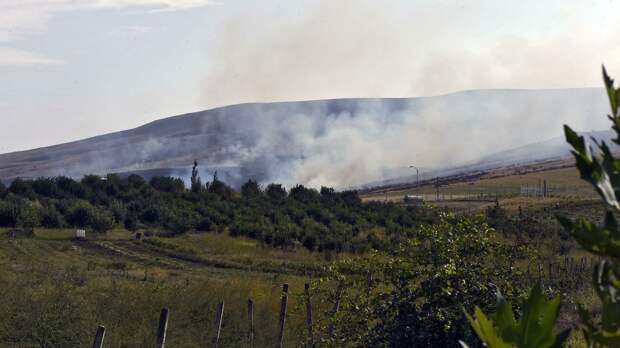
[0,170,437,253]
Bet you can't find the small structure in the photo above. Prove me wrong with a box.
[135,232,143,240]
[403,195,424,205]
[75,229,86,239]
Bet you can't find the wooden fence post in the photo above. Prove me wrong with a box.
[92,325,106,348]
[248,298,254,348]
[305,283,314,347]
[214,301,225,348]
[548,263,553,281]
[328,281,343,338]
[156,308,169,348]
[278,283,289,348]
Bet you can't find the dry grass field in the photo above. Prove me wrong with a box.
[363,165,598,210]
[0,228,330,347]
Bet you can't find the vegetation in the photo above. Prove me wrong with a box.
[463,285,569,348]
[309,213,527,347]
[0,71,616,348]
[0,172,437,253]
[464,67,620,347]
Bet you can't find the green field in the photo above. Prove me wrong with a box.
[0,228,333,347]
[363,166,598,209]
[0,164,606,347]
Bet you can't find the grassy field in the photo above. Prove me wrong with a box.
[363,166,599,211]
[0,163,606,346]
[0,206,600,346]
[0,228,336,347]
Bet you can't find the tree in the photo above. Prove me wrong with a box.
[66,201,95,228]
[55,176,85,198]
[190,160,202,193]
[127,174,146,189]
[150,176,185,193]
[81,174,103,189]
[90,208,115,233]
[289,185,319,204]
[206,171,230,196]
[320,186,335,197]
[241,179,261,198]
[32,178,59,198]
[0,200,17,227]
[16,202,41,235]
[317,214,522,347]
[40,204,63,228]
[266,183,287,202]
[340,190,362,206]
[9,178,32,196]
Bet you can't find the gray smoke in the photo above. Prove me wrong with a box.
[194,89,610,188]
[2,1,619,188]
[0,89,612,189]
[192,0,619,188]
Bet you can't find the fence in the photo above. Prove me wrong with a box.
[519,180,599,199]
[519,180,550,197]
[89,255,594,347]
[90,282,316,348]
[524,256,595,292]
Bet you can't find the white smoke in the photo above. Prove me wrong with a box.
[196,0,619,188]
[191,89,610,188]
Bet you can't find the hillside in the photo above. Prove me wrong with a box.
[0,88,609,188]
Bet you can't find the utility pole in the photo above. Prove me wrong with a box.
[408,165,420,187]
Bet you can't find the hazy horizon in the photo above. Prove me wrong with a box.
[2,0,620,153]
[0,85,608,155]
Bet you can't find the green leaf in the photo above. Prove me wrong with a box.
[464,285,567,348]
[564,125,586,154]
[604,65,618,118]
[493,294,518,341]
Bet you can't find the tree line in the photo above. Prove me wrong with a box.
[0,169,437,253]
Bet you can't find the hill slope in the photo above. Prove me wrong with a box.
[0,88,609,187]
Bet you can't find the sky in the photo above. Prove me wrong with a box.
[1,0,620,153]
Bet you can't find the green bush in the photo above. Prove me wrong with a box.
[90,208,115,233]
[40,204,64,228]
[0,200,18,227]
[315,213,524,347]
[465,66,620,347]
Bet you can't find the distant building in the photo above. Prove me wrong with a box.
[75,229,86,239]
[403,195,424,204]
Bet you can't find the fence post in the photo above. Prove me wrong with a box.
[328,281,343,338]
[92,325,106,348]
[248,298,254,348]
[277,284,289,348]
[548,263,553,282]
[156,308,169,348]
[214,301,225,348]
[526,263,531,283]
[305,283,314,347]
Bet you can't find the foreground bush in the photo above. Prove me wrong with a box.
[314,213,526,347]
[465,66,620,347]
